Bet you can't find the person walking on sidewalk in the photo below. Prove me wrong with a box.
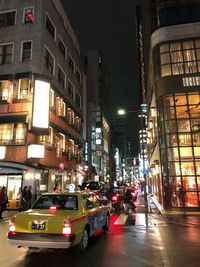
[19,186,28,211]
[0,186,8,219]
[27,185,32,209]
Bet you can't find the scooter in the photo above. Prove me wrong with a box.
[111,194,123,212]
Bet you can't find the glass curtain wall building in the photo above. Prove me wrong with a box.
[138,0,200,210]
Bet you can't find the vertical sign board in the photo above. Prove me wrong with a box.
[32,80,50,128]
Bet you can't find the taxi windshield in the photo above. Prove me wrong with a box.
[32,194,78,210]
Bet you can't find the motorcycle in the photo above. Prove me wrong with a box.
[110,194,123,212]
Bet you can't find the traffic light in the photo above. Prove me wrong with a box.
[24,9,34,23]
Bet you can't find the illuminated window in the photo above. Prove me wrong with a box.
[21,41,32,61]
[66,139,74,160]
[55,133,65,157]
[0,80,13,102]
[14,123,26,144]
[39,127,53,147]
[56,97,65,117]
[45,14,55,40]
[18,78,30,99]
[0,124,13,144]
[160,40,200,77]
[66,108,75,125]
[44,46,54,74]
[0,10,16,27]
[50,88,55,109]
[0,43,13,64]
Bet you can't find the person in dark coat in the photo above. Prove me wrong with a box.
[19,186,28,211]
[27,185,32,209]
[0,186,8,219]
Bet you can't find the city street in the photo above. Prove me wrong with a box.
[1,197,200,267]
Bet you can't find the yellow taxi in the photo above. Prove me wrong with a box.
[7,190,110,252]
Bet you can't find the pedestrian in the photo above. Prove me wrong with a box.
[53,183,61,192]
[0,186,8,219]
[19,186,28,211]
[27,185,32,209]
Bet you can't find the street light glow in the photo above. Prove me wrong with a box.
[117,109,126,115]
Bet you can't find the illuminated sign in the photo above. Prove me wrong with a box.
[0,146,6,159]
[32,80,50,128]
[28,144,45,158]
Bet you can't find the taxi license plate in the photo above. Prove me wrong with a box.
[32,222,46,230]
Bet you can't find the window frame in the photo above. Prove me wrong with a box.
[23,6,34,24]
[45,12,56,41]
[0,9,16,27]
[20,40,32,62]
[0,42,14,65]
[44,46,55,75]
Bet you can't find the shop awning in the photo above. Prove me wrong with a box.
[0,113,28,124]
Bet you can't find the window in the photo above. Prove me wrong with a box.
[0,80,13,102]
[76,68,81,83]
[57,65,65,88]
[39,127,53,147]
[44,47,54,74]
[49,88,55,109]
[0,11,16,27]
[56,97,66,116]
[21,41,32,61]
[0,123,26,145]
[55,133,65,157]
[18,78,30,99]
[0,43,13,64]
[23,7,34,24]
[67,80,74,100]
[75,91,81,108]
[45,14,55,40]
[58,37,66,57]
[68,54,74,72]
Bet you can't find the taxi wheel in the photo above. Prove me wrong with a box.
[103,213,110,231]
[79,228,89,252]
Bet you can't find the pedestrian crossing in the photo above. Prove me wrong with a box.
[112,212,149,226]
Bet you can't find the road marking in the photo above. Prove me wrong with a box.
[114,214,128,225]
[155,226,171,267]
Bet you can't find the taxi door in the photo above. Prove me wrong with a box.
[83,193,105,234]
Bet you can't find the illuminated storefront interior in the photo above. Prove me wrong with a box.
[158,92,200,208]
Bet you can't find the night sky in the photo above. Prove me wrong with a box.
[61,0,140,156]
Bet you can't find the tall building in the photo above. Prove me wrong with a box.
[0,0,86,208]
[138,0,200,210]
[85,50,111,183]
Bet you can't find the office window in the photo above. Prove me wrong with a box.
[21,41,32,61]
[75,91,81,109]
[67,80,74,100]
[45,14,55,40]
[76,68,81,83]
[0,11,15,27]
[0,80,13,102]
[23,7,34,24]
[160,39,200,77]
[0,43,13,64]
[14,123,26,144]
[57,65,65,88]
[39,127,53,147]
[44,47,54,74]
[68,54,74,72]
[58,37,66,57]
[0,123,26,145]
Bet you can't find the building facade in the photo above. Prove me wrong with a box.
[138,0,200,210]
[85,50,111,183]
[0,0,86,208]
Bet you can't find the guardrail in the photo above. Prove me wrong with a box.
[147,194,163,214]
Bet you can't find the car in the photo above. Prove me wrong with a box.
[7,191,110,252]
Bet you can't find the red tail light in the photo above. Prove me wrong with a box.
[49,206,57,211]
[112,195,118,201]
[62,221,72,235]
[8,219,16,234]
